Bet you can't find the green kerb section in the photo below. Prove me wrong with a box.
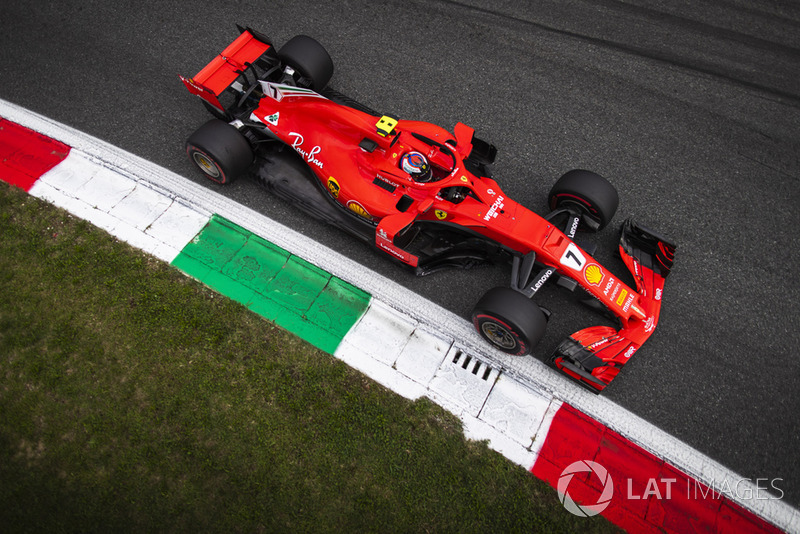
[171,215,371,353]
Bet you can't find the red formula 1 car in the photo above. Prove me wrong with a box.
[180,27,676,393]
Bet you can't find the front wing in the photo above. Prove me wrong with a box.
[551,219,676,392]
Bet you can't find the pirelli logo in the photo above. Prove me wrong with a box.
[616,289,628,306]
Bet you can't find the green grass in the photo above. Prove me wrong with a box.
[0,181,618,533]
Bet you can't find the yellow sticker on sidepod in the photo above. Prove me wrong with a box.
[327,177,340,199]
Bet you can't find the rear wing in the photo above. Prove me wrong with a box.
[180,27,274,111]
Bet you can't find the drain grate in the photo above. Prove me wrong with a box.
[451,350,494,381]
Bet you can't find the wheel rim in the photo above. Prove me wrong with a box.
[480,320,517,350]
[192,151,220,178]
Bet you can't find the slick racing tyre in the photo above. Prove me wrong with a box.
[471,287,547,356]
[186,119,254,185]
[548,169,619,231]
[278,35,334,91]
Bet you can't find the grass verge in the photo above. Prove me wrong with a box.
[0,181,617,533]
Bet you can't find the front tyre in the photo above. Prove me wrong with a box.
[471,287,547,356]
[186,119,254,185]
[548,169,619,231]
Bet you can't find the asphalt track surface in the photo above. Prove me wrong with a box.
[2,0,799,509]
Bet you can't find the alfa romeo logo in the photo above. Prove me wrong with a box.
[557,460,614,517]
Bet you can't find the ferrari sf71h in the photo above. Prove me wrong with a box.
[180,27,676,393]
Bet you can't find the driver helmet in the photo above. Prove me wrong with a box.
[401,151,432,182]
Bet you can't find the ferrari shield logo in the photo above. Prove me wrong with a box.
[435,209,448,220]
[327,177,340,199]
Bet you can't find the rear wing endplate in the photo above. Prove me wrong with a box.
[179,27,273,111]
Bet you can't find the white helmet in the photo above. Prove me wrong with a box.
[401,151,432,182]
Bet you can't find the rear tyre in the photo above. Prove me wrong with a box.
[471,287,547,356]
[278,35,334,91]
[548,169,619,231]
[186,119,253,185]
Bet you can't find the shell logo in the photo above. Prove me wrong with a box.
[584,264,603,286]
[346,200,371,220]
